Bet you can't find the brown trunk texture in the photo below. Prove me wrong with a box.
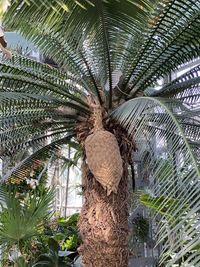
[78,161,129,267]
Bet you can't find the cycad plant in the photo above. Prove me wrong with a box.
[0,0,200,266]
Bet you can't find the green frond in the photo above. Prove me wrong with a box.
[3,0,155,103]
[125,0,200,96]
[0,55,88,100]
[0,58,87,164]
[1,124,75,157]
[0,88,80,160]
[0,185,54,247]
[149,64,200,98]
[113,97,200,266]
[1,134,74,183]
[0,71,88,110]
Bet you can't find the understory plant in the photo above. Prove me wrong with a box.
[0,168,80,267]
[0,185,54,266]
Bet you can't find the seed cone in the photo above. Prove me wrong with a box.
[84,95,123,195]
[85,129,123,195]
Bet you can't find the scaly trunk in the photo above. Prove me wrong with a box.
[78,160,129,267]
[77,96,134,267]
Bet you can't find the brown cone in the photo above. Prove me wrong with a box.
[85,129,123,195]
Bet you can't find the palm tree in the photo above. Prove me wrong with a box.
[0,0,200,266]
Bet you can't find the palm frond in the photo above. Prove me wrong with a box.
[3,0,154,104]
[4,0,200,103]
[147,63,200,111]
[0,54,88,101]
[149,64,200,97]
[0,89,79,159]
[125,0,200,97]
[0,185,54,247]
[113,97,200,266]
[1,134,74,183]
[0,72,88,110]
[0,58,87,167]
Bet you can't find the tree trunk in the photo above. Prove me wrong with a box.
[78,160,129,267]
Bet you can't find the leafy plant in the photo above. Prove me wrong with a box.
[0,186,54,265]
[33,238,75,267]
[0,0,200,266]
[30,214,80,267]
[57,214,80,251]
